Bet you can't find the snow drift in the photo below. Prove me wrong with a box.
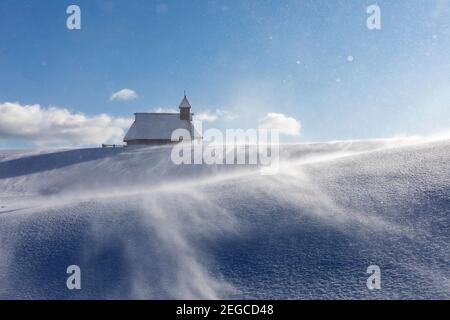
[0,137,449,299]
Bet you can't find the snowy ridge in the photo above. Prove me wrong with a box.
[0,138,449,299]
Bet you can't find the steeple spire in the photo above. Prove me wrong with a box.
[179,94,191,109]
[179,93,192,120]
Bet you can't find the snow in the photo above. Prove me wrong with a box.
[0,137,449,299]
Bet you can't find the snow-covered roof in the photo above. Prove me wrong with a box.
[179,95,192,109]
[124,113,193,141]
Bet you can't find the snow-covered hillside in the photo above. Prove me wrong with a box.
[0,138,449,299]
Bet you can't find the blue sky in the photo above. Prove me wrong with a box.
[0,0,449,147]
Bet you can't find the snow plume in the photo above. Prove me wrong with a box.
[0,245,11,293]
[0,102,132,146]
[0,137,449,299]
[258,113,301,136]
[0,147,239,299]
[72,192,236,299]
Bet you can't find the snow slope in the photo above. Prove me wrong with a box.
[0,138,449,299]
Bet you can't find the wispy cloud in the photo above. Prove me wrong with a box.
[152,107,178,113]
[194,109,237,123]
[150,107,237,123]
[0,102,132,146]
[258,112,301,136]
[110,89,138,102]
[195,112,218,123]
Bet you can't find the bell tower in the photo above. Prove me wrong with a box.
[179,92,192,121]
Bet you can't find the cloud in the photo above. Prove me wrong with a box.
[258,112,301,136]
[0,102,133,146]
[194,109,237,123]
[110,89,138,102]
[152,107,178,113]
[195,112,218,123]
[151,107,237,123]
